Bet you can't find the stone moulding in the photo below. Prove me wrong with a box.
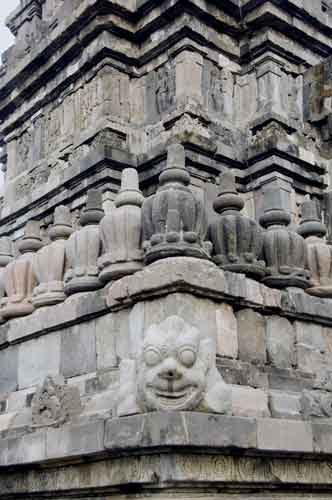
[3,257,332,350]
[0,412,332,479]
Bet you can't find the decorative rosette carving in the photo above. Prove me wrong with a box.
[98,168,144,283]
[142,144,211,264]
[209,170,265,279]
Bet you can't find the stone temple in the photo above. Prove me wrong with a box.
[3,0,332,497]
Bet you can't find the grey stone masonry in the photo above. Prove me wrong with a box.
[2,1,332,499]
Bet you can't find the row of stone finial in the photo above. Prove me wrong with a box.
[0,143,331,321]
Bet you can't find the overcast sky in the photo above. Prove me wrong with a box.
[0,2,19,58]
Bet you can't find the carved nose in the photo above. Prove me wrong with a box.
[159,360,181,380]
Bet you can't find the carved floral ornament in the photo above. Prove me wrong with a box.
[1,143,332,322]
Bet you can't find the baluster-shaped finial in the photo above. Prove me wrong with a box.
[33,206,73,307]
[141,144,210,263]
[64,189,104,295]
[209,170,265,279]
[298,195,332,297]
[0,237,14,323]
[260,188,311,289]
[3,221,42,319]
[99,168,144,283]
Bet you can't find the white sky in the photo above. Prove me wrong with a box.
[0,2,20,58]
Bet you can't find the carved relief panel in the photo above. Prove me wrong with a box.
[7,66,129,180]
[208,65,234,120]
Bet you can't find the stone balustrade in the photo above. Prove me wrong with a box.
[1,144,332,322]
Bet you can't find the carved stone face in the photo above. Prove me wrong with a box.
[138,316,211,411]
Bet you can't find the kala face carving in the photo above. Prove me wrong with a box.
[139,316,212,411]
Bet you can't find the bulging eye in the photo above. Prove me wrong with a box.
[178,347,196,367]
[144,348,161,367]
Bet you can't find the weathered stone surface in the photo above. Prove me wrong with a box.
[31,375,82,427]
[266,316,296,369]
[269,391,302,419]
[141,144,210,263]
[0,346,18,396]
[18,334,61,389]
[231,385,270,418]
[65,190,104,295]
[95,314,117,370]
[46,420,105,460]
[33,205,73,307]
[2,221,42,319]
[236,308,266,364]
[298,196,332,298]
[209,170,265,279]
[216,303,238,359]
[257,418,313,453]
[99,168,144,283]
[3,0,332,493]
[260,188,310,290]
[105,412,257,450]
[117,316,231,415]
[60,323,96,378]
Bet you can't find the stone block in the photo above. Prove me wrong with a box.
[0,412,16,432]
[95,314,117,370]
[105,412,257,450]
[7,431,47,465]
[83,390,116,417]
[296,344,326,374]
[231,385,270,418]
[269,391,302,419]
[46,421,105,460]
[144,293,217,346]
[236,309,266,364]
[61,322,96,378]
[183,413,257,449]
[266,316,295,369]
[216,303,238,358]
[7,387,35,412]
[257,418,313,453]
[312,423,332,453]
[18,334,61,389]
[294,321,325,352]
[0,346,18,395]
[218,359,269,389]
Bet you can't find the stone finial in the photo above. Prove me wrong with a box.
[3,221,42,319]
[99,168,144,283]
[18,220,43,254]
[49,205,73,241]
[0,237,14,323]
[141,144,210,263]
[64,189,104,295]
[117,316,231,416]
[209,171,265,280]
[259,188,311,289]
[31,375,82,428]
[298,195,332,297]
[33,206,73,307]
[80,189,104,226]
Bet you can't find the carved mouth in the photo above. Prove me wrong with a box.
[147,386,200,410]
